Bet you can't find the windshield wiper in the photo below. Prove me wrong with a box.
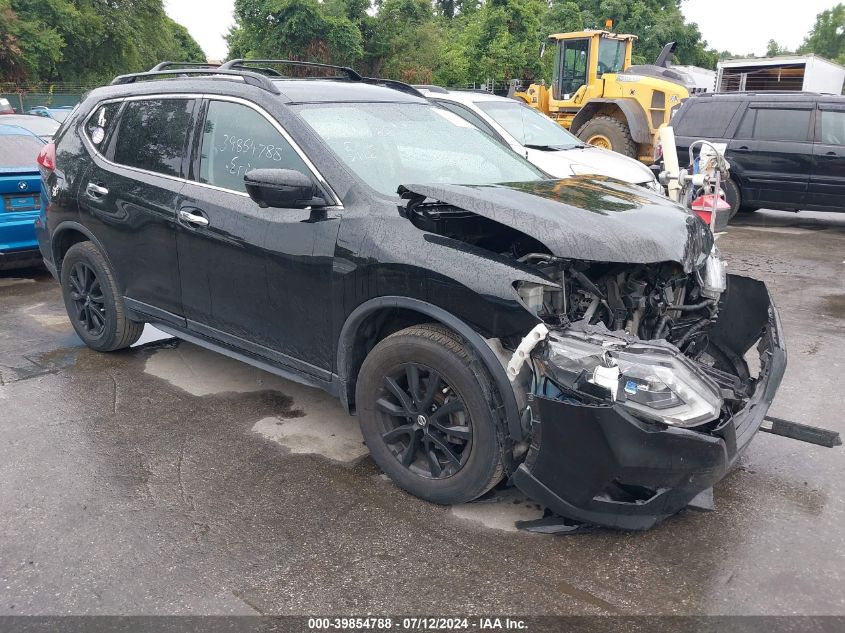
[524,143,574,151]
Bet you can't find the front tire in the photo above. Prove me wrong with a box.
[60,241,143,352]
[721,177,742,221]
[576,115,637,158]
[356,324,506,505]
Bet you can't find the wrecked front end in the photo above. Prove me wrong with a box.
[398,181,787,530]
[511,265,787,530]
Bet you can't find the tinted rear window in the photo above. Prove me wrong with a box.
[674,100,741,138]
[112,99,193,176]
[0,134,43,168]
[736,107,812,142]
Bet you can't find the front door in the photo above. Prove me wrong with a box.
[808,103,845,210]
[726,103,813,208]
[553,38,590,102]
[79,97,196,320]
[176,98,341,376]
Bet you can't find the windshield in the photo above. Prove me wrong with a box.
[296,102,544,195]
[474,101,582,149]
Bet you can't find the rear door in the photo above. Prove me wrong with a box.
[808,103,845,210]
[727,102,813,208]
[79,96,196,323]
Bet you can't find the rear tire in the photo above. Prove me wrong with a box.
[576,115,637,158]
[60,241,143,352]
[356,324,506,505]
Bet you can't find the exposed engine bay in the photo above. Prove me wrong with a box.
[512,253,755,430]
[400,182,787,530]
[401,193,752,432]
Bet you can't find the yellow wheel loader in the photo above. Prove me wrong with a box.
[510,30,690,163]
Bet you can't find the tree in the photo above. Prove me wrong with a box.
[799,3,845,63]
[0,0,204,84]
[227,0,363,66]
[766,39,792,57]
[167,18,206,63]
[366,0,443,81]
[437,0,546,85]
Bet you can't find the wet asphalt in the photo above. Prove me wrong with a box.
[0,209,843,616]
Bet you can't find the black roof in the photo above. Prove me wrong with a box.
[106,61,426,104]
[274,79,425,104]
[690,91,845,102]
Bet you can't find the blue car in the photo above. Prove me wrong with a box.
[0,124,45,269]
[26,105,74,122]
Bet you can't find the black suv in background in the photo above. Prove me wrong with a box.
[671,91,845,218]
[35,62,785,530]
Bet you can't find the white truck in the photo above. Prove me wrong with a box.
[717,54,845,94]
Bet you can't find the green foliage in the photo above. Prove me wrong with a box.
[0,0,205,84]
[799,3,845,64]
[230,0,721,88]
[766,39,792,57]
[227,0,363,65]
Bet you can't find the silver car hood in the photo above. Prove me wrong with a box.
[526,145,655,184]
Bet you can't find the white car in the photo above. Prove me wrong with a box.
[416,86,661,191]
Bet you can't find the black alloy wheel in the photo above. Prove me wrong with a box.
[374,363,473,479]
[60,241,144,351]
[68,261,106,337]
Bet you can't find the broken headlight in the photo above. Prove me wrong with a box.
[544,332,722,427]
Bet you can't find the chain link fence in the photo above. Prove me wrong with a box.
[0,83,91,114]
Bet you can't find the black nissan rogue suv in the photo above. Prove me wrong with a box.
[35,61,786,530]
[672,91,845,218]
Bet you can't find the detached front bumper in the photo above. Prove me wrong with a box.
[513,276,787,530]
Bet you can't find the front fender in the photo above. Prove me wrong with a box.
[337,296,526,442]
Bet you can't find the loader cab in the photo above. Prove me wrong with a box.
[550,31,635,102]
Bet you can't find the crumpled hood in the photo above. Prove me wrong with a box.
[527,146,656,184]
[402,177,713,272]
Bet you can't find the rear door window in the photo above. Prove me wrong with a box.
[197,100,309,193]
[819,108,845,145]
[673,100,741,138]
[736,106,812,142]
[111,99,194,177]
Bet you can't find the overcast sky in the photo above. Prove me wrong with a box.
[164,0,841,62]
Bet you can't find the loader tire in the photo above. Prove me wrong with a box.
[576,116,637,159]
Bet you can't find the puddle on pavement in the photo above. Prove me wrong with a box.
[0,277,36,289]
[253,415,367,463]
[144,342,294,396]
[144,340,364,463]
[450,486,544,532]
[21,302,72,331]
[822,294,845,319]
[2,346,81,383]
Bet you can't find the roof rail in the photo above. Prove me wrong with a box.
[110,68,281,95]
[149,61,221,72]
[220,59,362,80]
[412,84,449,94]
[219,58,424,98]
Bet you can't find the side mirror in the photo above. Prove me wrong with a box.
[244,168,326,209]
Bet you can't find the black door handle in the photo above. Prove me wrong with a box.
[825,151,837,157]
[733,146,750,152]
